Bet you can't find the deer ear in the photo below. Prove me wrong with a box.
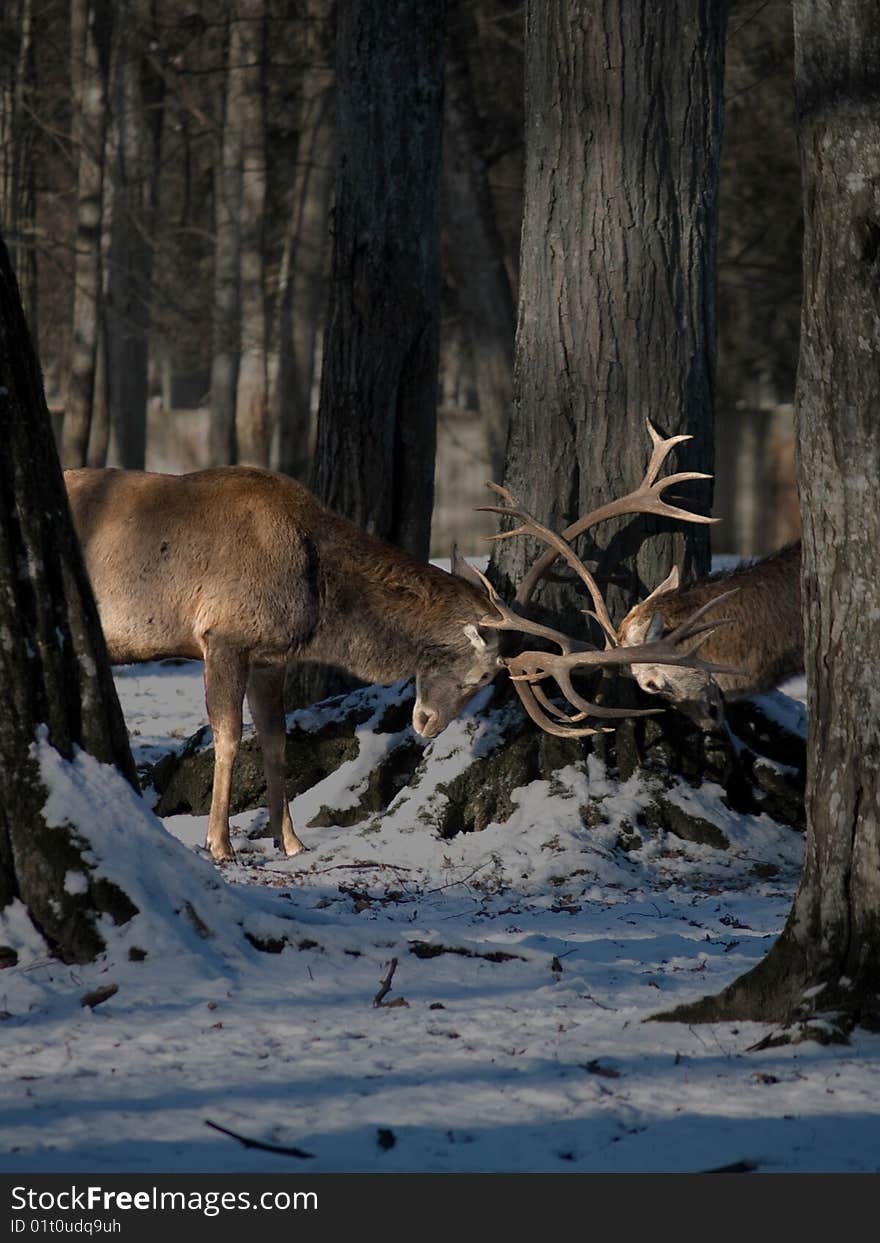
[451,546,488,591]
[619,611,648,644]
[645,612,665,642]
[642,566,680,606]
[464,622,488,652]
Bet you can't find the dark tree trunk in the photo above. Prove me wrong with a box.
[105,0,164,470]
[275,0,335,482]
[0,0,38,332]
[233,0,269,467]
[86,309,110,466]
[442,0,515,482]
[491,0,725,631]
[0,234,139,965]
[312,0,446,560]
[209,8,244,466]
[658,0,880,1033]
[61,0,111,469]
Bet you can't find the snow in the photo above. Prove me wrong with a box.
[1,659,879,1175]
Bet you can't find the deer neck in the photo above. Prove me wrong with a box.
[300,542,472,685]
[310,595,432,684]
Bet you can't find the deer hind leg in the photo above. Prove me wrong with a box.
[246,663,305,857]
[203,640,249,862]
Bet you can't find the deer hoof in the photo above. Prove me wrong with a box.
[206,840,236,864]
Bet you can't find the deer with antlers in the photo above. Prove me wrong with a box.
[65,424,729,861]
[616,541,803,727]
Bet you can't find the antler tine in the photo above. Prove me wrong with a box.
[506,651,659,721]
[477,481,615,640]
[644,419,693,485]
[530,681,600,724]
[471,564,590,656]
[515,420,718,609]
[552,664,662,721]
[665,587,740,645]
[582,609,619,647]
[527,682,659,727]
[509,677,612,738]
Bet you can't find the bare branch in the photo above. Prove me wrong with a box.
[204,1119,314,1159]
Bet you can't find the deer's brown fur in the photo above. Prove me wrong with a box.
[616,541,803,726]
[65,466,500,861]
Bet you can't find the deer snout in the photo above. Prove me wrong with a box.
[412,705,443,739]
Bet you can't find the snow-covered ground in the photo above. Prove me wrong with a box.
[1,656,878,1175]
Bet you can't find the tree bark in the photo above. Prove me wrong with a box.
[657,0,880,1032]
[0,0,38,332]
[209,7,244,466]
[104,0,164,470]
[233,0,269,467]
[312,0,446,560]
[0,233,139,965]
[491,0,725,631]
[442,0,515,482]
[61,0,111,469]
[275,0,335,482]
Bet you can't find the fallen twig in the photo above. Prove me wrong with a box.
[310,861,414,874]
[80,984,118,1009]
[204,1119,314,1160]
[423,861,495,894]
[373,957,400,1007]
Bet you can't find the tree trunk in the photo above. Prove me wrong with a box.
[104,0,163,470]
[0,0,38,332]
[658,0,880,1033]
[275,0,335,482]
[312,0,446,560]
[209,8,244,466]
[491,0,725,632]
[0,233,139,965]
[61,0,111,469]
[86,307,110,465]
[233,0,269,467]
[442,0,515,482]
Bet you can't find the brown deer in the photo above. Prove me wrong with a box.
[65,427,732,861]
[615,542,803,728]
[65,466,504,862]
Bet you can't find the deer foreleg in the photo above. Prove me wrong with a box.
[203,641,249,862]
[246,663,305,857]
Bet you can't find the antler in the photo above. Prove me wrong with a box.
[511,420,716,609]
[478,481,618,644]
[475,562,738,737]
[474,422,736,737]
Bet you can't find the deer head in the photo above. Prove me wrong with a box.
[617,571,728,729]
[412,615,501,738]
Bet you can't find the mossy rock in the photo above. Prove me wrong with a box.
[150,701,377,819]
[308,738,425,827]
[750,757,806,830]
[641,793,729,851]
[432,724,587,837]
